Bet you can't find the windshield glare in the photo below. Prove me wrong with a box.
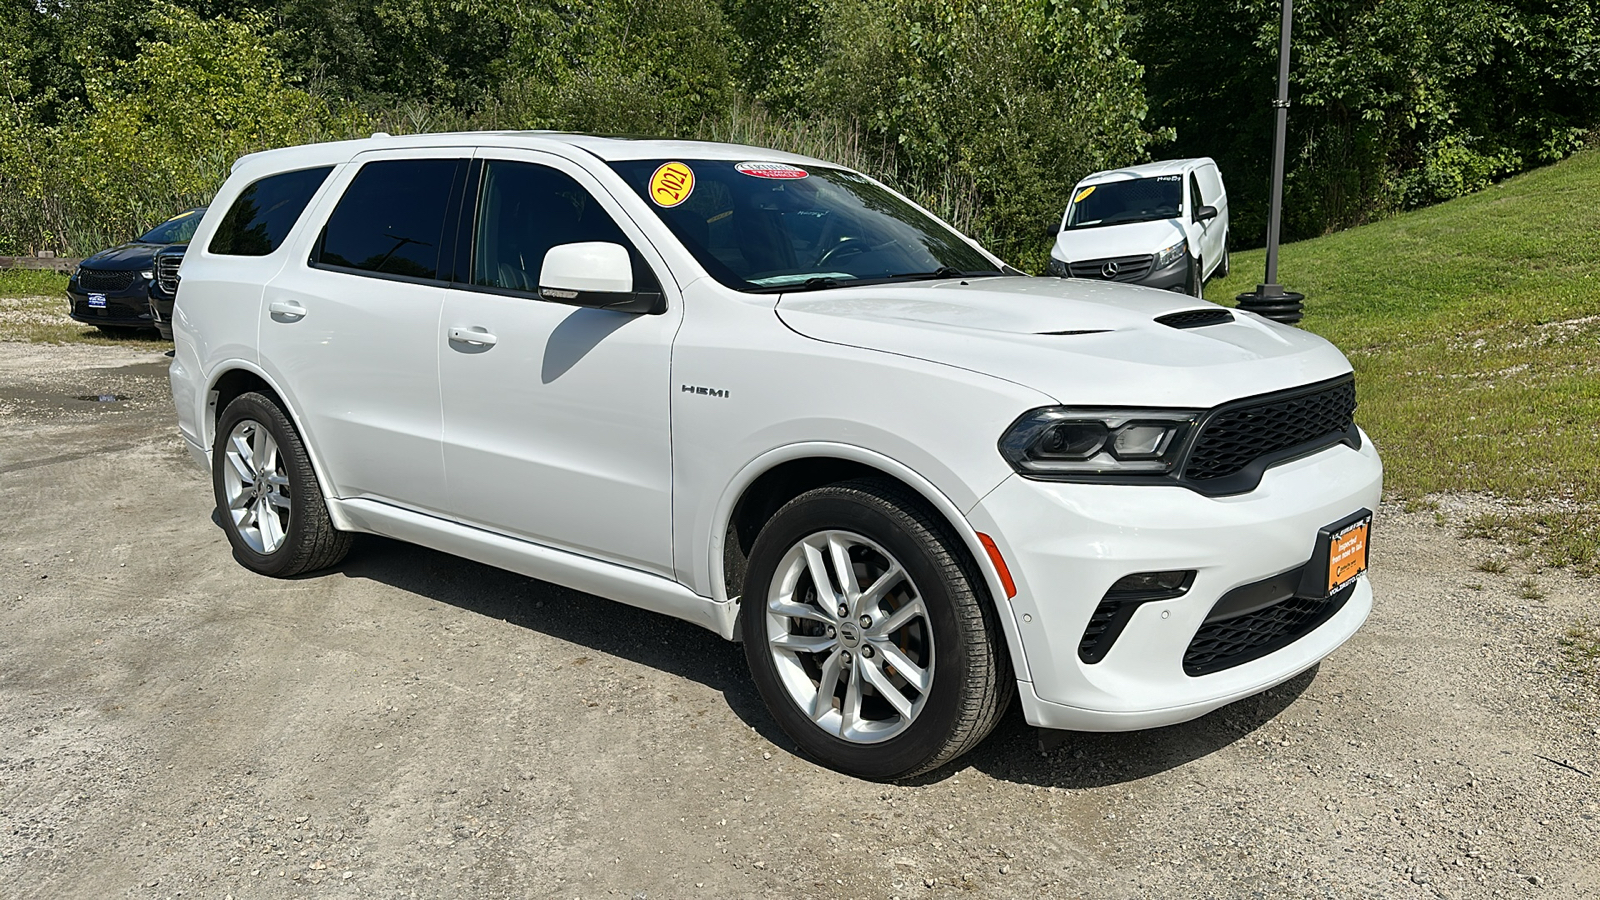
[138,208,206,244]
[1066,176,1182,229]
[609,160,999,291]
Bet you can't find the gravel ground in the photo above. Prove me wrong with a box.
[1,342,1596,899]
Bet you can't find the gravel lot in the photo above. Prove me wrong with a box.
[2,343,1597,899]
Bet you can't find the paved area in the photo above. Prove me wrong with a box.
[1,342,1596,899]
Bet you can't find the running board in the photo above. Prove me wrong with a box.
[331,498,738,640]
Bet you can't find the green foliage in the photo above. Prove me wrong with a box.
[0,3,366,254]
[1133,0,1600,245]
[740,0,1155,268]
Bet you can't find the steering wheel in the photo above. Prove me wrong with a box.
[816,237,872,268]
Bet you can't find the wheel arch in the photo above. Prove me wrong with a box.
[712,443,1031,681]
[203,362,351,530]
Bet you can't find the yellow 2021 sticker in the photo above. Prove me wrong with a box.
[1074,185,1096,203]
[650,162,695,207]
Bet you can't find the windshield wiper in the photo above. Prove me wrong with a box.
[746,276,845,294]
[888,266,999,281]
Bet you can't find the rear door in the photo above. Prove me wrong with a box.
[256,150,470,515]
[437,150,682,576]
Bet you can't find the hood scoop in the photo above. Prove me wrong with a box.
[1037,329,1112,336]
[1156,308,1234,329]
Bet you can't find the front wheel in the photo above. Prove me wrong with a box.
[212,391,351,577]
[1188,255,1205,297]
[741,479,1012,780]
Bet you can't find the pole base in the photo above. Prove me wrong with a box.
[1235,283,1304,325]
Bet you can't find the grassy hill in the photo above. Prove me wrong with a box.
[1206,148,1600,572]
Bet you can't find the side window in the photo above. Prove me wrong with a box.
[209,166,332,256]
[1189,173,1205,214]
[316,159,462,281]
[472,160,660,294]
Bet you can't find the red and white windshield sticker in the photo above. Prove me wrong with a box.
[735,161,809,180]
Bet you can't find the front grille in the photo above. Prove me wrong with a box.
[1068,254,1153,283]
[1184,377,1357,483]
[1157,308,1233,329]
[78,268,139,292]
[1184,584,1354,676]
[155,252,182,294]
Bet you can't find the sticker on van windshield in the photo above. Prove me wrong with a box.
[1073,185,1096,202]
[649,162,695,207]
[736,161,809,180]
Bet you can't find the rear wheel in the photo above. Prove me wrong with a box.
[212,392,351,577]
[741,478,1011,780]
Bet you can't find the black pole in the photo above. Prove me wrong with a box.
[1236,0,1305,324]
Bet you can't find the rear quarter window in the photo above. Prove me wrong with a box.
[208,167,333,256]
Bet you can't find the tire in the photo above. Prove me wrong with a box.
[212,391,352,577]
[1189,255,1205,297]
[1218,246,1231,278]
[740,478,1012,780]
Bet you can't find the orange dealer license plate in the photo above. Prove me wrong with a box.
[1325,515,1371,596]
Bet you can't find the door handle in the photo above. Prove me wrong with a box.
[448,326,498,347]
[268,300,306,319]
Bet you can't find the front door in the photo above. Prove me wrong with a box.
[438,152,681,576]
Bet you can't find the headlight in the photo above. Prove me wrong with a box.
[998,408,1200,477]
[140,269,154,280]
[1046,257,1069,277]
[1152,239,1188,271]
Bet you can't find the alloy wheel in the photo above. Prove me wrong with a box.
[765,530,934,743]
[221,419,292,554]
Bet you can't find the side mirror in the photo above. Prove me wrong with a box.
[1195,205,1219,223]
[539,242,663,314]
[1045,220,1062,238]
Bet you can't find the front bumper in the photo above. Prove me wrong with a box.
[969,431,1383,731]
[67,285,155,327]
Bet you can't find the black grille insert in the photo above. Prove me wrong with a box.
[1184,583,1354,676]
[1184,377,1357,485]
[1068,254,1154,282]
[78,268,139,292]
[1157,308,1233,329]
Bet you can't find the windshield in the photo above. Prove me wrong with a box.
[1065,176,1182,229]
[137,207,206,244]
[608,159,1000,291]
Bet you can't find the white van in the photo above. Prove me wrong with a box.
[1046,158,1229,295]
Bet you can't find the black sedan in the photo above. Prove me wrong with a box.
[68,208,205,335]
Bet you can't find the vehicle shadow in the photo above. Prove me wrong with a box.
[320,533,1317,787]
[329,534,793,749]
[924,663,1319,789]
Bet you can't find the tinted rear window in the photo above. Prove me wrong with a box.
[316,159,462,280]
[209,167,332,256]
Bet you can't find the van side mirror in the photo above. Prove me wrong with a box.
[1045,220,1062,237]
[1195,205,1219,223]
[539,242,663,314]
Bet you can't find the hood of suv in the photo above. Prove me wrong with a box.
[1051,218,1186,263]
[80,242,160,270]
[775,277,1352,408]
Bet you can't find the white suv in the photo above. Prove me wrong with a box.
[169,133,1381,780]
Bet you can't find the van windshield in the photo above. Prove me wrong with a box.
[1065,176,1183,230]
[608,159,1000,292]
